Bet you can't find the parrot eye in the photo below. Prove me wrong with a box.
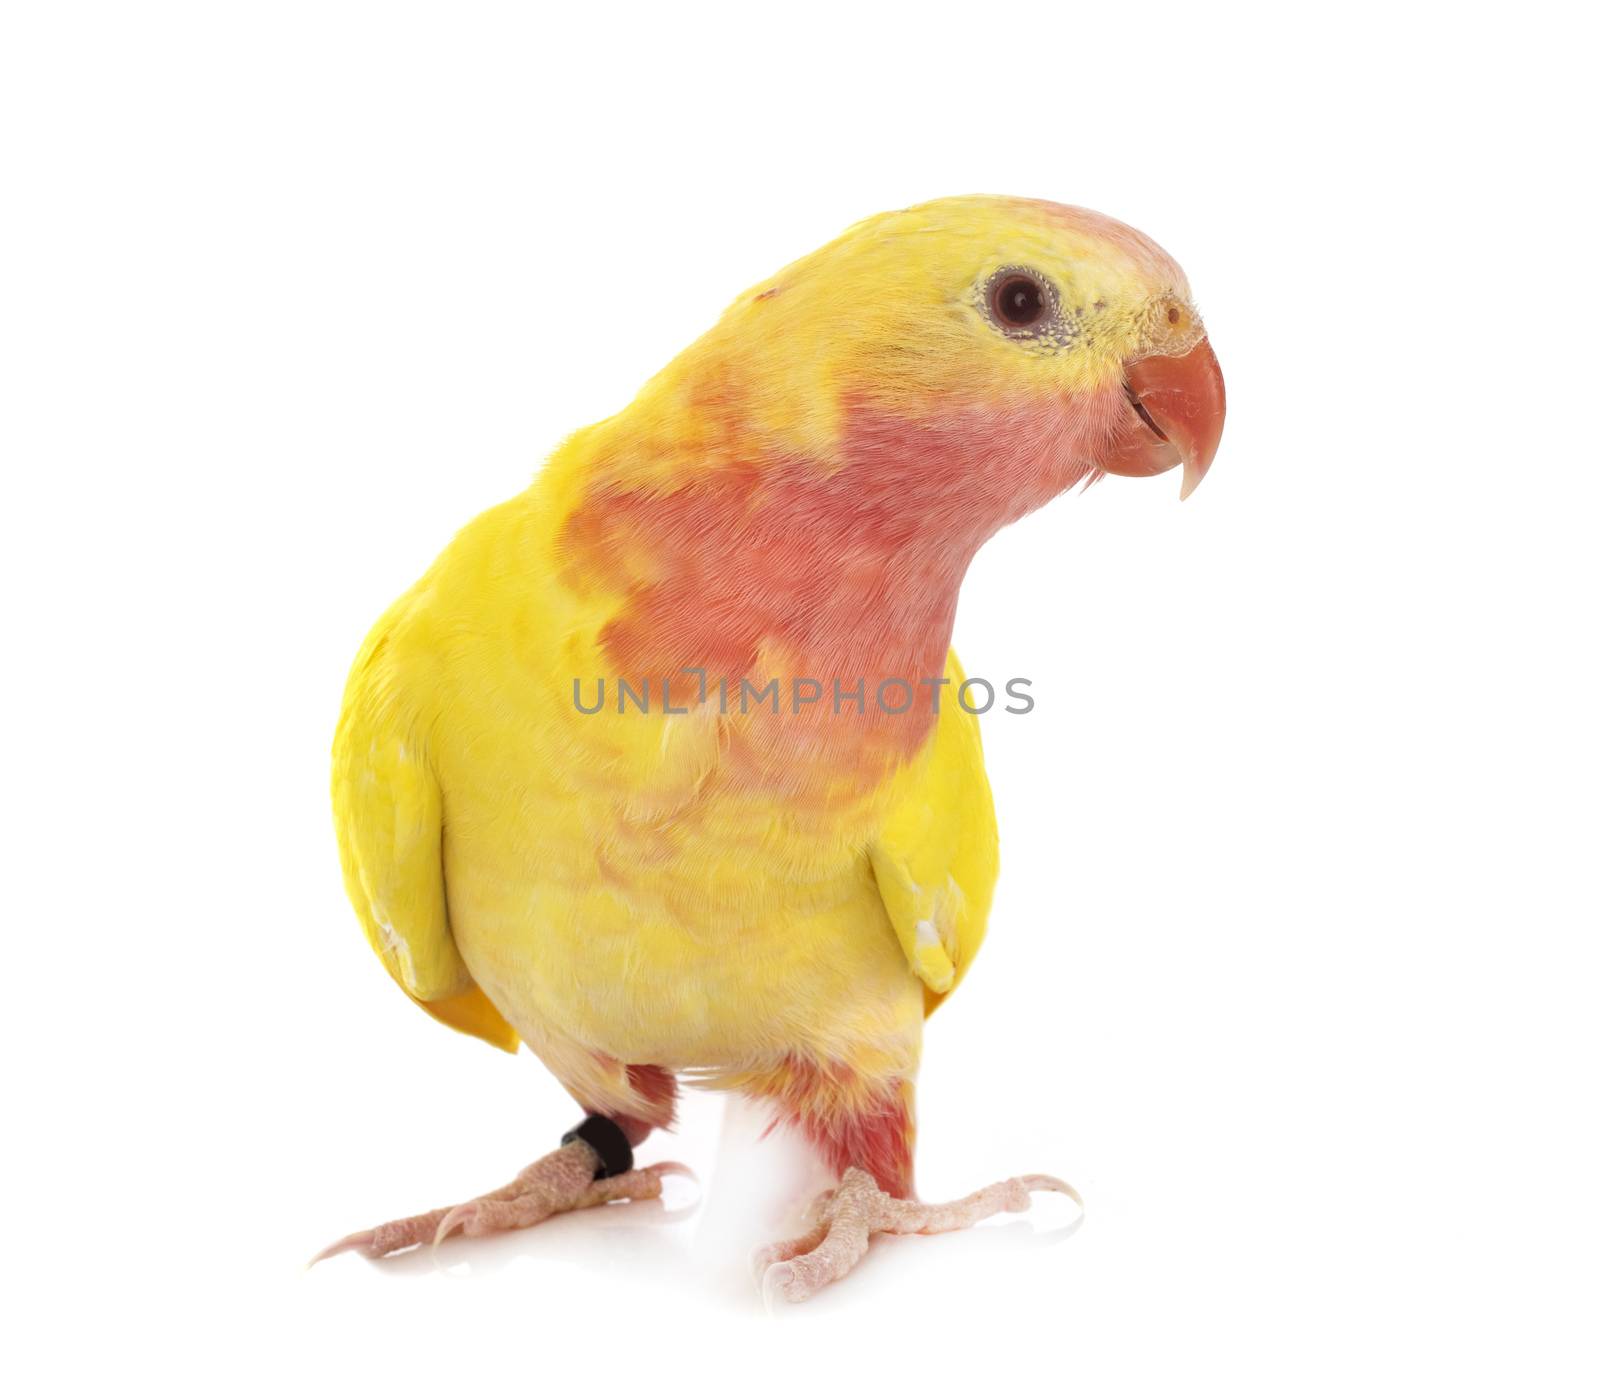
[985,268,1056,334]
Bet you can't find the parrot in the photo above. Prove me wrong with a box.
[313,195,1226,1302]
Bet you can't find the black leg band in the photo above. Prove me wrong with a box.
[561,1114,634,1180]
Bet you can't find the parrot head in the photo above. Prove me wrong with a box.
[563,196,1226,748]
[601,194,1225,538]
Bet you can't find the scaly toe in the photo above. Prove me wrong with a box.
[749,1221,829,1281]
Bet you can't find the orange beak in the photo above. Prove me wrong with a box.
[1099,336,1226,499]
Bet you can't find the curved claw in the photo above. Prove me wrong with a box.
[761,1260,802,1310]
[432,1203,479,1245]
[641,1160,697,1186]
[1018,1173,1084,1210]
[307,1230,377,1267]
[748,1244,776,1282]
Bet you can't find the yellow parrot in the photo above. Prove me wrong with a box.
[314,195,1225,1301]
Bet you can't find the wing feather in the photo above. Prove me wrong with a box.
[331,625,520,1052]
[868,651,1000,1016]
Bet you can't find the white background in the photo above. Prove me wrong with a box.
[3,2,1595,1377]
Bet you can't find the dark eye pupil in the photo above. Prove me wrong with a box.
[993,274,1046,327]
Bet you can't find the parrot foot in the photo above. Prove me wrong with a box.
[309,1139,691,1263]
[754,1165,1080,1305]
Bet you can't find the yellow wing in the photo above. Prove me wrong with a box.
[868,652,1000,1017]
[331,618,520,1053]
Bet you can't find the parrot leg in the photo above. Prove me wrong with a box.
[311,1110,688,1263]
[755,1166,1079,1304]
[747,1067,1077,1302]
